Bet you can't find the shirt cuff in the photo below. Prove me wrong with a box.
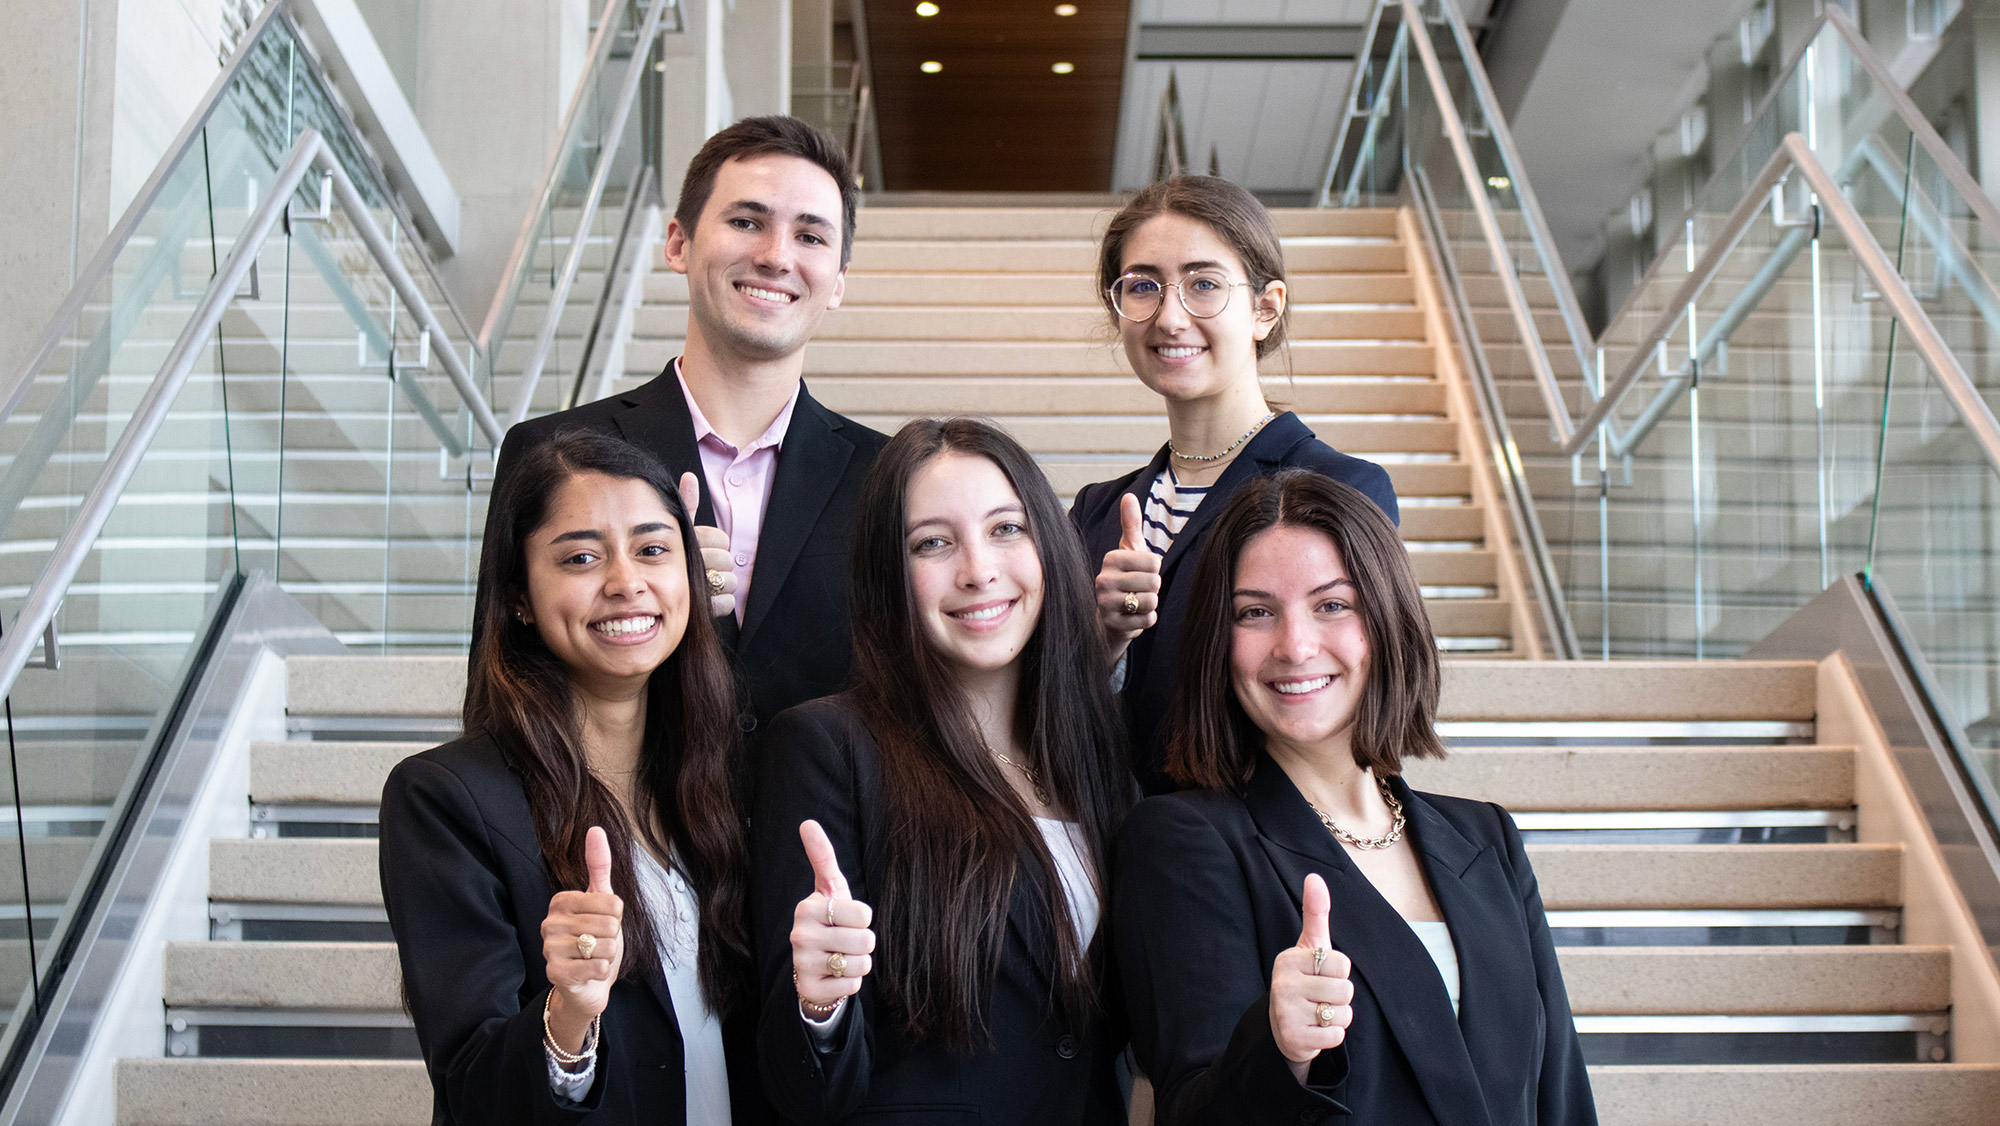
[546,1044,597,1102]
[801,997,850,1050]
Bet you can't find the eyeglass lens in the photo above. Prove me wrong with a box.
[1112,271,1235,320]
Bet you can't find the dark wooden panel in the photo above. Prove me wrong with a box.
[864,0,1131,192]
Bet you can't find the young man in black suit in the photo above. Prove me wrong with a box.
[483,116,887,732]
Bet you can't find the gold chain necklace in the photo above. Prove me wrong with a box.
[988,746,1051,807]
[1169,411,1277,463]
[1306,774,1405,850]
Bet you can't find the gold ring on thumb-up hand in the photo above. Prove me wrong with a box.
[1122,592,1140,615]
[707,570,726,596]
[1316,1002,1338,1027]
[575,933,597,959]
[827,951,847,978]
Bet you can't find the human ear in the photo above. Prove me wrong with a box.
[1251,279,1287,341]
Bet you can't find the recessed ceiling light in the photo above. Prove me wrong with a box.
[1055,3,1078,14]
[915,1,939,15]
[1052,61,1075,74]
[920,60,943,73]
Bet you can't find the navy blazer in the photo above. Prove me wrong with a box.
[1069,413,1397,792]
[482,363,888,729]
[749,697,1125,1125]
[1112,760,1595,1126]
[378,732,776,1125]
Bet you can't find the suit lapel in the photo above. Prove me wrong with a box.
[1245,760,1495,1126]
[1394,778,1544,1112]
[1155,412,1309,580]
[609,364,739,650]
[740,384,852,648]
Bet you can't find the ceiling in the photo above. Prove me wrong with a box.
[863,0,1133,192]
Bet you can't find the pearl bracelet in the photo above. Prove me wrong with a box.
[542,989,601,1067]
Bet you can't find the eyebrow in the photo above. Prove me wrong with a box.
[905,504,1026,534]
[1123,259,1229,277]
[723,199,835,232]
[1232,577,1356,599]
[548,522,674,545]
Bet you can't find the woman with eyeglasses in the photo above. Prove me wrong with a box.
[1071,176,1399,793]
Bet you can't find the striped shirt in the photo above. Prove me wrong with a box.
[1142,466,1210,556]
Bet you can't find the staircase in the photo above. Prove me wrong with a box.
[110,653,2000,1125]
[627,204,1528,654]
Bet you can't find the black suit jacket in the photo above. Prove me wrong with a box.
[1112,760,1595,1126]
[484,363,888,729]
[1069,413,1398,792]
[379,732,774,1125]
[749,697,1125,1125]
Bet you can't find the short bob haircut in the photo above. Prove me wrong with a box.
[1164,468,1444,792]
[1096,175,1289,360]
[674,114,860,268]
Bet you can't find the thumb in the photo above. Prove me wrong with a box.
[585,826,613,895]
[1298,872,1331,952]
[1118,493,1144,553]
[800,819,850,902]
[676,471,701,517]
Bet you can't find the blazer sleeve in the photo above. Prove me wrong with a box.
[1114,798,1348,1126]
[1494,803,1598,1125]
[750,705,877,1123]
[378,755,604,1125]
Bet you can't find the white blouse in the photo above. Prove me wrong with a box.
[1406,919,1461,1016]
[547,848,732,1124]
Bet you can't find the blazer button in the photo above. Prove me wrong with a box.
[1296,1110,1324,1125]
[1055,1035,1078,1059]
[738,713,758,733]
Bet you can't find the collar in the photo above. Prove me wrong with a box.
[674,356,800,456]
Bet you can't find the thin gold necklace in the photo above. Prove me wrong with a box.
[1305,774,1406,850]
[987,745,1051,806]
[1169,411,1276,463]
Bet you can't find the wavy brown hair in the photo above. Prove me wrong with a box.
[849,418,1132,1052]
[465,430,751,1015]
[1166,469,1445,792]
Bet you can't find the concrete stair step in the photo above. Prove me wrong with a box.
[286,656,464,718]
[1436,660,1818,722]
[208,837,1900,913]
[800,376,1449,418]
[844,238,1407,274]
[839,414,1460,456]
[619,338,1436,377]
[250,742,426,805]
[1402,746,1853,810]
[164,941,398,1010]
[647,272,1419,306]
[631,303,1428,341]
[1533,844,1902,910]
[1586,1063,2000,1126]
[849,206,1400,241]
[1558,945,1950,1015]
[115,1058,427,1126]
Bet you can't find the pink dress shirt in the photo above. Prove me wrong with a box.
[676,359,800,623]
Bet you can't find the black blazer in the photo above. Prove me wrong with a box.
[483,363,888,729]
[1069,413,1398,792]
[749,697,1125,1125]
[1112,760,1595,1126]
[379,731,774,1125]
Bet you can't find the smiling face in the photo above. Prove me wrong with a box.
[664,153,848,364]
[1116,211,1284,404]
[518,472,691,702]
[1228,524,1372,760]
[903,452,1046,684]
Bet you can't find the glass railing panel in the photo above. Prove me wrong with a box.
[1865,349,2000,813]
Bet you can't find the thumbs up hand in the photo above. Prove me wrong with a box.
[1269,874,1353,1082]
[791,819,875,1017]
[678,472,737,620]
[1094,493,1163,660]
[541,826,626,1055]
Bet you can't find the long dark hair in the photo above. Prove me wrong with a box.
[849,418,1131,1051]
[465,429,751,1014]
[1167,469,1445,792]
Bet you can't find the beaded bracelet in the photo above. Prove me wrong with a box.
[792,967,845,1020]
[543,989,601,1067]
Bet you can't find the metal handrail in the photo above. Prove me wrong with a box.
[1576,133,2000,480]
[495,0,674,430]
[0,0,497,448]
[1397,0,1576,446]
[0,128,503,709]
[566,163,659,409]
